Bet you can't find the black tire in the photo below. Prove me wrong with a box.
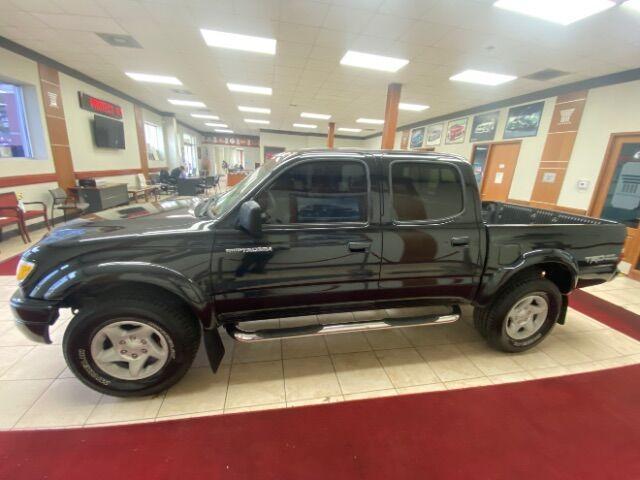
[475,272,561,353]
[63,292,201,397]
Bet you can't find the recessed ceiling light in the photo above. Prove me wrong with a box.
[205,122,228,127]
[340,50,409,73]
[449,69,517,86]
[301,112,331,120]
[238,106,271,114]
[227,83,272,95]
[168,99,206,107]
[191,113,219,120]
[125,72,182,85]
[215,129,234,133]
[293,123,317,129]
[245,118,270,124]
[338,127,362,133]
[200,29,276,55]
[624,0,640,12]
[357,118,384,125]
[494,0,615,25]
[399,102,430,112]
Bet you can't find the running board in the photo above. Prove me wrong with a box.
[226,306,461,343]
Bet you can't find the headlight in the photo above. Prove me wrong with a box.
[16,259,35,283]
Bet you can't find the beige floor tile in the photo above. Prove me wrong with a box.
[225,360,284,409]
[157,366,230,418]
[325,332,371,354]
[444,377,492,390]
[287,395,344,408]
[364,329,411,350]
[224,402,286,414]
[331,351,393,394]
[443,322,483,343]
[283,356,341,402]
[282,336,328,359]
[457,342,524,376]
[557,332,620,361]
[511,348,559,370]
[0,323,41,347]
[232,340,281,364]
[396,383,447,395]
[15,378,102,429]
[623,304,640,315]
[586,330,640,356]
[402,325,452,347]
[154,410,223,422]
[538,337,593,366]
[489,371,535,384]
[562,311,607,333]
[528,366,570,379]
[343,389,397,401]
[417,344,484,382]
[0,379,53,429]
[0,345,33,377]
[375,348,439,388]
[86,392,165,425]
[1,345,67,380]
[563,362,602,374]
[595,356,640,369]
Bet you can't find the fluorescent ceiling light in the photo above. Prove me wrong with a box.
[200,29,276,54]
[293,123,317,129]
[301,112,331,120]
[340,50,409,72]
[168,99,206,107]
[338,127,362,133]
[191,113,219,120]
[399,102,430,112]
[623,0,640,12]
[125,72,182,85]
[215,129,233,133]
[449,69,517,86]
[238,106,271,114]
[493,0,615,25]
[357,118,384,125]
[245,118,270,124]
[205,122,228,127]
[227,83,272,95]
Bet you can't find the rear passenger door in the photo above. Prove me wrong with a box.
[379,155,483,303]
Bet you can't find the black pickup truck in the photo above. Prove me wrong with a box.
[11,150,625,396]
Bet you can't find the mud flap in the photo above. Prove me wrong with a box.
[202,327,225,372]
[557,295,569,325]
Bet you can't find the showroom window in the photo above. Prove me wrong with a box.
[182,133,197,175]
[256,160,368,225]
[391,162,463,221]
[0,83,32,158]
[144,122,162,155]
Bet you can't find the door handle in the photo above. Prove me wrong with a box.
[451,236,470,247]
[348,241,370,252]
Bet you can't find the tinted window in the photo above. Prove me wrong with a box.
[256,160,367,224]
[391,162,463,221]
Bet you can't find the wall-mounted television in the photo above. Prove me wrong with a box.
[92,114,125,149]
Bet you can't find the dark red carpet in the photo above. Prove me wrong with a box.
[0,254,19,276]
[0,291,638,479]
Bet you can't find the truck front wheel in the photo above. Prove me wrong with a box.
[475,273,561,352]
[63,293,201,397]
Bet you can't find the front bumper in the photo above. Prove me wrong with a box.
[10,289,59,344]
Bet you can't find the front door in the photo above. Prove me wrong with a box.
[480,142,521,202]
[212,155,382,320]
[589,134,640,276]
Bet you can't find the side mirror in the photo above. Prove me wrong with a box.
[237,200,262,236]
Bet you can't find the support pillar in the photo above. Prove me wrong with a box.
[327,122,335,148]
[381,83,402,149]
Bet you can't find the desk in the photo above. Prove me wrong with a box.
[128,186,159,203]
[70,183,129,213]
[227,171,248,187]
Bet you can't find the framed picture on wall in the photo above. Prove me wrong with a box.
[425,123,444,146]
[264,146,285,162]
[504,101,545,139]
[445,118,467,144]
[470,111,499,142]
[409,127,425,149]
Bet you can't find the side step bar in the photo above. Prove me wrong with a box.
[226,306,461,343]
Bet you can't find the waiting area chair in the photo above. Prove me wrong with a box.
[49,188,90,227]
[0,191,50,243]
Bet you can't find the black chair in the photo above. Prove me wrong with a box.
[49,188,89,226]
[204,175,220,194]
[177,178,205,196]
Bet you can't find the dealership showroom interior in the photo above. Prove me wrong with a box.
[1,0,640,478]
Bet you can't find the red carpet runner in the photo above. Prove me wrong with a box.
[0,290,638,479]
[0,255,19,276]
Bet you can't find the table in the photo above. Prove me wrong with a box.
[69,183,129,213]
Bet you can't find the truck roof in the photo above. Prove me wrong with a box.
[282,148,469,165]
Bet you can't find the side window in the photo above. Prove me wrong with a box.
[256,160,368,224]
[391,162,463,221]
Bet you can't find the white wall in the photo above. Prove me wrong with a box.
[259,131,366,160]
[142,108,167,169]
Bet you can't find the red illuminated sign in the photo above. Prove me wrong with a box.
[78,92,123,119]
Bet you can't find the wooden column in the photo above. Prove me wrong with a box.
[134,105,149,178]
[327,122,335,148]
[381,83,402,149]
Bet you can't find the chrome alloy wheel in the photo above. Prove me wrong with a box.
[505,294,549,340]
[90,320,170,380]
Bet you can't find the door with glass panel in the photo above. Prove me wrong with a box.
[590,134,640,275]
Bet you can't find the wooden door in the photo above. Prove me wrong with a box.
[589,133,640,272]
[479,142,521,202]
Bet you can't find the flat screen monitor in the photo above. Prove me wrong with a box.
[93,115,125,149]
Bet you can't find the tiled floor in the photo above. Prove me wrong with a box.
[1,272,639,430]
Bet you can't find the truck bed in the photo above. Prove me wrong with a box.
[481,201,610,225]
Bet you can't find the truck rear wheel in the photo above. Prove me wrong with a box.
[475,272,561,352]
[63,293,201,397]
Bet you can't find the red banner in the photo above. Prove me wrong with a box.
[78,92,123,119]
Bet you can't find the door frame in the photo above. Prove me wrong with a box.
[472,140,522,200]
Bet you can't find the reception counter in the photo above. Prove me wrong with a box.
[227,171,249,187]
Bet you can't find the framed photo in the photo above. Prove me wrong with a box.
[409,127,425,149]
[470,111,499,142]
[504,101,545,139]
[445,118,467,144]
[425,123,443,146]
